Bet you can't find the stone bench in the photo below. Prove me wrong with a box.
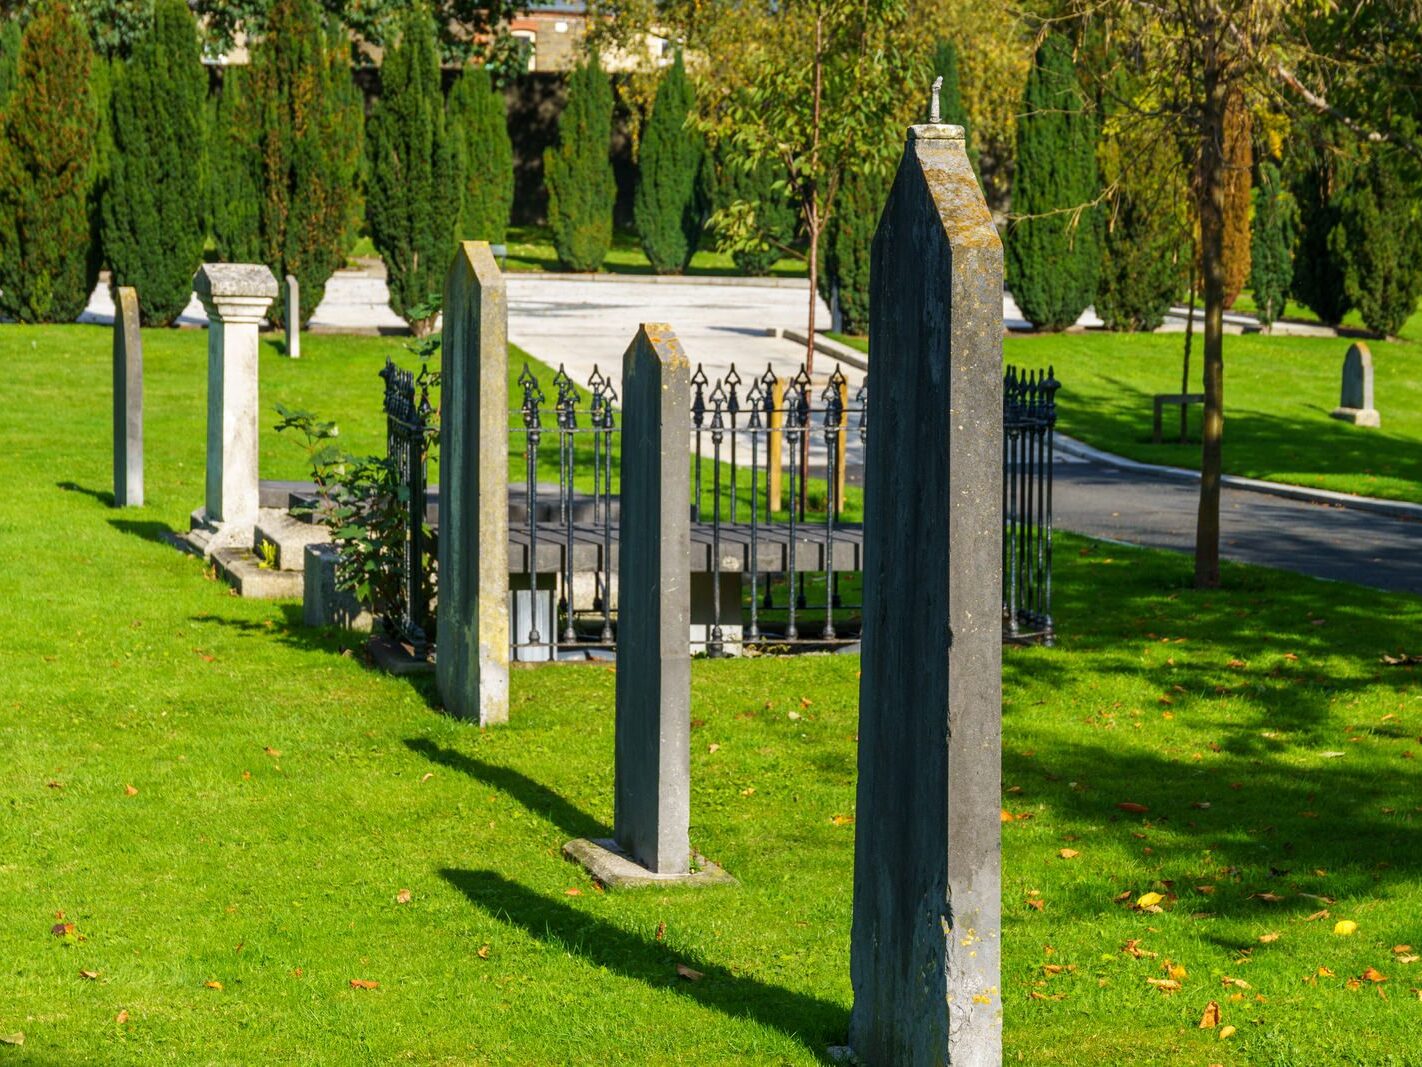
[1153,392,1205,444]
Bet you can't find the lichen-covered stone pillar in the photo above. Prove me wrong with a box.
[112,286,143,508]
[284,274,300,359]
[849,120,1004,1065]
[615,324,691,874]
[194,264,278,530]
[437,241,509,726]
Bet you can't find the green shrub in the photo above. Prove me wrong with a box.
[1330,149,1422,337]
[0,18,21,109]
[365,4,457,333]
[1248,161,1293,328]
[819,163,888,335]
[1095,191,1182,332]
[634,52,706,274]
[0,3,97,323]
[207,68,262,264]
[102,0,207,326]
[712,151,797,276]
[1005,32,1102,332]
[1290,154,1351,325]
[447,64,513,246]
[544,55,615,272]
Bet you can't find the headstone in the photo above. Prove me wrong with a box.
[562,325,733,889]
[193,264,278,535]
[284,274,300,359]
[112,286,143,508]
[847,117,1004,1064]
[1330,342,1380,427]
[436,242,510,726]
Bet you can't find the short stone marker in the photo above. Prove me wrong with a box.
[1330,342,1380,427]
[846,113,1004,1062]
[436,242,510,726]
[192,263,278,547]
[563,324,733,889]
[112,286,143,508]
[284,274,300,359]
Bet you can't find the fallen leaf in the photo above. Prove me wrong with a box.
[477,944,490,959]
[564,887,582,897]
[1198,1000,1221,1028]
[1395,954,1420,964]
[51,922,75,937]
[1167,962,1189,981]
[708,743,720,754]
[1220,976,1250,989]
[1136,892,1164,909]
[831,814,855,826]
[396,888,412,904]
[115,1010,128,1024]
[124,784,138,796]
[1117,802,1150,814]
[0,1033,23,1046]
[787,710,802,721]
[1219,1025,1237,1040]
[1058,848,1080,860]
[1029,990,1066,1000]
[349,979,379,990]
[1318,966,1336,978]
[1146,977,1181,993]
[675,963,703,981]
[655,921,666,941]
[1250,892,1286,903]
[740,787,756,798]
[1196,885,1216,895]
[1026,897,1045,911]
[1304,910,1331,922]
[264,747,281,758]
[1259,932,1281,943]
[420,772,433,782]
[1191,801,1212,810]
[204,980,223,990]
[79,969,99,980]
[1227,659,1247,668]
[1394,945,1413,954]
[1346,977,1362,990]
[1122,939,1157,959]
[1000,809,1014,823]
[1334,920,1359,936]
[1362,967,1387,983]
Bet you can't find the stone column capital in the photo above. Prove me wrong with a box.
[193,264,278,325]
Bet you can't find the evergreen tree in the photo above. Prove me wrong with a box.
[1247,160,1293,328]
[932,40,975,169]
[1331,149,1422,337]
[447,64,513,245]
[1220,89,1252,308]
[0,18,21,109]
[102,0,206,326]
[712,151,797,276]
[365,4,456,334]
[544,55,614,272]
[242,0,361,327]
[818,162,889,335]
[1290,153,1351,325]
[85,54,113,296]
[634,52,706,274]
[0,3,97,323]
[1005,32,1102,331]
[1095,191,1182,332]
[207,68,262,264]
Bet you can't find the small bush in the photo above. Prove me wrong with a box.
[1331,149,1422,337]
[711,152,797,276]
[448,64,513,246]
[634,52,707,274]
[1247,161,1294,328]
[544,55,615,272]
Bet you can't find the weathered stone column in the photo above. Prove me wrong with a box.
[194,264,278,532]
[112,286,143,508]
[848,117,1004,1065]
[284,274,300,359]
[436,241,509,726]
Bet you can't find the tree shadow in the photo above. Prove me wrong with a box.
[404,737,608,841]
[56,480,113,506]
[439,868,845,1060]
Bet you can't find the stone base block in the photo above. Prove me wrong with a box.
[254,511,331,572]
[1330,406,1381,428]
[211,547,303,599]
[303,543,372,631]
[562,838,736,889]
[368,633,433,676]
[186,506,254,559]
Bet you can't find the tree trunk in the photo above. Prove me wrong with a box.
[1181,258,1196,445]
[1194,47,1228,589]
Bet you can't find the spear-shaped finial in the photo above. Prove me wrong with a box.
[929,76,943,124]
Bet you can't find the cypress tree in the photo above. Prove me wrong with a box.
[1095,191,1182,332]
[0,3,97,323]
[0,18,21,110]
[818,163,889,335]
[243,0,361,327]
[1331,149,1422,337]
[1247,160,1293,328]
[365,4,456,334]
[207,68,262,264]
[1291,155,1351,325]
[1005,32,1102,332]
[932,40,975,169]
[634,52,706,274]
[85,54,113,297]
[544,55,615,272]
[1220,90,1252,308]
[447,64,513,245]
[102,0,206,326]
[712,151,797,276]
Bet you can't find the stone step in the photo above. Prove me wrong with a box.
[253,510,331,572]
[212,546,304,599]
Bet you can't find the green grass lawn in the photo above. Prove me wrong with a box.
[1229,292,1422,345]
[3,324,1421,1063]
[830,329,1422,505]
[500,225,807,279]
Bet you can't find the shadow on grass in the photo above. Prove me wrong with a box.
[439,868,845,1060]
[56,480,113,506]
[405,738,607,840]
[109,518,180,544]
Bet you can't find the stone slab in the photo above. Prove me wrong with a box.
[212,546,303,599]
[1330,406,1381,428]
[302,543,372,631]
[562,838,735,889]
[254,511,331,572]
[368,633,434,676]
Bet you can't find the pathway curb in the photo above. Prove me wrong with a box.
[777,328,868,371]
[509,271,809,289]
[1055,434,1422,522]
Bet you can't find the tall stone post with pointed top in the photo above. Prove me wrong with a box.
[848,115,1004,1064]
[284,275,300,359]
[437,241,510,726]
[112,286,143,508]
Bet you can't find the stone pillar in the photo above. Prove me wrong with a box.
[284,274,300,359]
[112,286,143,508]
[848,120,1004,1065]
[1330,341,1380,427]
[436,242,509,726]
[194,264,278,532]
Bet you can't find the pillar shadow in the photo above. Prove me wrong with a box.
[56,480,113,506]
[108,518,180,545]
[404,738,608,841]
[439,868,845,1060]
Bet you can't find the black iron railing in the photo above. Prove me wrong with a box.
[379,357,435,656]
[1003,365,1060,644]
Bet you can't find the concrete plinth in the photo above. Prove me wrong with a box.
[112,286,143,508]
[562,838,735,889]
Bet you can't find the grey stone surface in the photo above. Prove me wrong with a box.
[690,571,743,655]
[1331,342,1380,427]
[436,242,510,725]
[193,263,279,302]
[212,546,303,599]
[612,325,692,876]
[302,543,372,630]
[112,286,143,507]
[562,838,735,889]
[284,274,300,359]
[254,510,330,572]
[850,123,1004,1065]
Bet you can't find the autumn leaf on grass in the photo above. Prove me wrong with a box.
[1219,1025,1237,1040]
[477,944,490,959]
[1058,848,1080,860]
[1122,939,1157,959]
[1220,976,1250,989]
[1198,1000,1222,1028]
[124,784,138,797]
[831,814,855,826]
[1000,809,1014,824]
[1250,892,1287,903]
[51,922,75,938]
[115,1010,128,1024]
[79,969,99,980]
[1117,802,1150,814]
[349,979,379,990]
[564,887,582,897]
[396,889,412,905]
[1334,920,1359,936]
[1317,966,1336,978]
[1361,967,1387,983]
[675,963,703,981]
[0,1033,23,1046]
[1030,991,1066,1001]
[1304,910,1330,922]
[264,747,281,758]
[204,980,223,990]
[1135,892,1164,911]
[1146,977,1181,994]
[1026,897,1046,912]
